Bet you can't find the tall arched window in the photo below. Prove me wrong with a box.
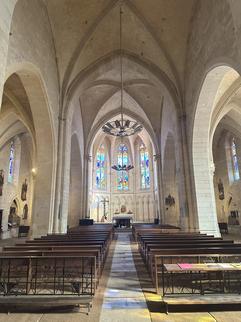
[231,137,240,181]
[117,144,129,191]
[8,141,14,183]
[96,144,106,190]
[140,143,150,189]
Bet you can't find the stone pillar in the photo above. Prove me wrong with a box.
[82,153,91,219]
[153,154,165,224]
[194,155,220,237]
[56,116,70,234]
[135,197,140,221]
[178,114,195,231]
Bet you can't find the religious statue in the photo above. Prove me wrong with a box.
[165,194,175,207]
[218,178,225,200]
[21,179,28,201]
[22,204,28,220]
[0,170,4,196]
[121,205,126,213]
[228,211,240,225]
[100,214,107,222]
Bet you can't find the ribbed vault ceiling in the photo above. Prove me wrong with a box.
[44,0,196,92]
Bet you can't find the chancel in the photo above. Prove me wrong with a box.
[112,205,133,228]
[2,0,241,320]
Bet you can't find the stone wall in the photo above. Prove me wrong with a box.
[0,134,33,238]
[213,133,241,224]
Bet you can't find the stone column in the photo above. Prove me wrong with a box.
[177,114,194,231]
[195,159,220,237]
[82,153,91,219]
[153,154,165,224]
[56,116,70,234]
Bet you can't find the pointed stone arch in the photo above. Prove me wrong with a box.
[192,65,240,236]
[4,65,56,237]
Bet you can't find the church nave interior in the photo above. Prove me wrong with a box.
[1,0,241,321]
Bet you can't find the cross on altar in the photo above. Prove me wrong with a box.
[100,198,109,218]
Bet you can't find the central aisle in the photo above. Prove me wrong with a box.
[100,232,151,322]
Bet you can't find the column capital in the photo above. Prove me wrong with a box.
[87,154,92,162]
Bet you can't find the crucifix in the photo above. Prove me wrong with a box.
[101,198,109,220]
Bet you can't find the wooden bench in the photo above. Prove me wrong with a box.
[0,224,113,311]
[162,294,241,314]
[18,225,30,238]
[218,222,228,234]
[0,295,93,314]
[0,255,96,298]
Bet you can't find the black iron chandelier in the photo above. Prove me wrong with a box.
[111,164,134,171]
[102,5,143,138]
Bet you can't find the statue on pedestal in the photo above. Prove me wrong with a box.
[21,179,28,201]
[22,204,28,220]
[218,179,225,200]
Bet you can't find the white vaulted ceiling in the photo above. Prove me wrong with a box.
[44,0,196,93]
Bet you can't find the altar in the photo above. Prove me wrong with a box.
[112,214,133,228]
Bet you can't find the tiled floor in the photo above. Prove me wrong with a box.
[99,232,151,321]
[0,232,241,321]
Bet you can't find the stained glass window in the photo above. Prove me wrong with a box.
[140,143,150,189]
[96,144,106,189]
[231,138,240,181]
[8,141,14,183]
[117,144,129,190]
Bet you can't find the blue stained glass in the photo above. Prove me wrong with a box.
[140,143,150,189]
[232,138,240,181]
[96,144,106,189]
[117,144,129,190]
[8,141,14,183]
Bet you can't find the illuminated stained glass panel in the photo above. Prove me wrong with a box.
[96,144,106,189]
[8,141,14,183]
[140,143,150,189]
[117,144,129,190]
[232,138,240,181]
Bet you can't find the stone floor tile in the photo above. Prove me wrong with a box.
[150,312,215,322]
[210,311,241,322]
[0,313,43,322]
[100,232,151,321]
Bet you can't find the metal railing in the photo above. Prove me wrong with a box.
[0,256,96,296]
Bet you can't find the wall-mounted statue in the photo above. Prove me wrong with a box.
[0,170,4,196]
[121,205,127,213]
[228,210,239,225]
[22,204,28,220]
[21,179,28,201]
[165,194,175,207]
[218,178,225,200]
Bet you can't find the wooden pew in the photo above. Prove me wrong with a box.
[0,223,113,311]
[0,254,96,312]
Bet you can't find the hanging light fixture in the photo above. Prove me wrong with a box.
[111,164,134,171]
[102,4,143,138]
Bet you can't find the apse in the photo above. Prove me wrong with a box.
[88,114,157,224]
